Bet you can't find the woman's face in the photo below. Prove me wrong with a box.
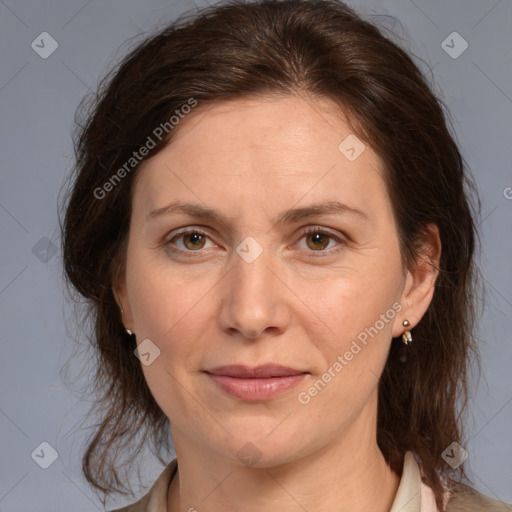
[116,95,437,467]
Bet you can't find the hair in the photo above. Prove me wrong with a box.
[60,0,483,509]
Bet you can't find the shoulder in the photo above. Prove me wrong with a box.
[446,481,512,511]
[107,459,178,512]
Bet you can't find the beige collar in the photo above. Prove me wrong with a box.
[389,451,422,512]
[114,451,431,511]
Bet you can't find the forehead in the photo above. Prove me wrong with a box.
[132,95,392,225]
[152,95,366,164]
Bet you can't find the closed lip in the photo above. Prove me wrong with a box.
[204,364,309,378]
[204,364,310,401]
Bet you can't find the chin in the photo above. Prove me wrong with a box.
[209,424,308,468]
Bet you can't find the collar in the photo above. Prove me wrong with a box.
[390,451,422,512]
[116,451,438,511]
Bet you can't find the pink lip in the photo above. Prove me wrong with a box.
[205,365,309,401]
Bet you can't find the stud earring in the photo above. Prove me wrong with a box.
[402,320,413,345]
[121,308,134,336]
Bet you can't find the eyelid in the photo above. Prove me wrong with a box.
[164,225,347,256]
[165,227,218,251]
[293,226,346,255]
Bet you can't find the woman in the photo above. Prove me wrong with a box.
[60,0,512,511]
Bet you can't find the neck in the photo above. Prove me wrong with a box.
[167,414,400,512]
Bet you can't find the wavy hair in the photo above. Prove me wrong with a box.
[60,1,482,509]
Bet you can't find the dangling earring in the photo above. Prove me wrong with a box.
[121,308,134,336]
[402,320,412,345]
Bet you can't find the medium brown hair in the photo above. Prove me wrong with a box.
[60,0,482,509]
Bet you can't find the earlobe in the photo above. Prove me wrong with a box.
[113,275,134,333]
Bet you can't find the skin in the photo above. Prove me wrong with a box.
[114,94,441,512]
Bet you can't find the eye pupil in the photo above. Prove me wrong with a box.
[307,232,329,250]
[184,233,205,250]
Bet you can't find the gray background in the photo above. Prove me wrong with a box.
[0,0,511,510]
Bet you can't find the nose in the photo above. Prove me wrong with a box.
[217,243,291,341]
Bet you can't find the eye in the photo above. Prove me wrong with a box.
[295,227,346,255]
[163,226,346,258]
[166,228,217,253]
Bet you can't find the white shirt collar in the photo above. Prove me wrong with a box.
[114,450,439,511]
[390,451,422,512]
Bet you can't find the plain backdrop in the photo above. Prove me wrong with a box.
[0,0,511,510]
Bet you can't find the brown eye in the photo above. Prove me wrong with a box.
[296,227,346,256]
[164,228,217,257]
[305,232,331,251]
[182,232,206,250]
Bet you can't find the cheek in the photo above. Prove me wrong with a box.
[127,256,210,427]
[296,276,400,429]
[296,258,403,415]
[127,247,201,337]
[302,262,402,349]
[126,250,217,389]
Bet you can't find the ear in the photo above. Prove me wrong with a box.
[392,223,441,337]
[113,266,135,334]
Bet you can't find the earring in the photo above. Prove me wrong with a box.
[121,308,134,336]
[402,320,413,345]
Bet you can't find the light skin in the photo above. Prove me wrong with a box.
[114,94,441,512]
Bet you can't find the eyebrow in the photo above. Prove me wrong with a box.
[147,200,369,226]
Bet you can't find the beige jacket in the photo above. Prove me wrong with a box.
[110,452,512,511]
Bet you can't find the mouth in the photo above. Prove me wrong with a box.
[204,365,309,401]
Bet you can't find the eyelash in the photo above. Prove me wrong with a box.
[164,226,346,258]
